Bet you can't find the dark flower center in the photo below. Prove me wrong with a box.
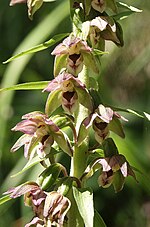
[63,91,75,102]
[95,121,108,130]
[69,54,80,63]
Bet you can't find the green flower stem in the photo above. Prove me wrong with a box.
[70,65,89,179]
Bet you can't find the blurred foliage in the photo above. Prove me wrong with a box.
[0,0,150,226]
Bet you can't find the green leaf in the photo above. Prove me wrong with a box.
[114,2,142,20]
[45,90,62,116]
[117,2,142,13]
[3,33,69,64]
[73,186,94,227]
[11,155,45,178]
[0,81,49,92]
[94,209,106,227]
[0,195,12,206]
[109,105,150,121]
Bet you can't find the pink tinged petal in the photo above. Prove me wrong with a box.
[4,182,39,198]
[98,158,111,171]
[43,191,71,225]
[11,134,32,152]
[67,54,84,76]
[62,91,78,114]
[91,17,108,31]
[10,0,26,6]
[113,111,128,122]
[120,162,128,177]
[31,189,46,206]
[83,113,98,128]
[12,119,38,135]
[25,217,44,227]
[51,43,69,55]
[22,111,46,120]
[98,104,114,123]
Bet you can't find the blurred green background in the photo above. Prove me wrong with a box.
[0,0,149,226]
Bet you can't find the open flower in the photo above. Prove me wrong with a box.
[80,104,127,144]
[93,154,136,192]
[52,34,99,76]
[44,72,93,115]
[11,111,72,159]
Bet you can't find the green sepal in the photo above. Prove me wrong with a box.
[109,116,125,138]
[45,90,62,116]
[37,163,62,190]
[75,87,93,111]
[52,130,73,156]
[94,209,106,227]
[53,54,67,77]
[73,186,94,227]
[28,0,43,20]
[83,52,99,74]
[113,170,125,192]
[102,138,119,157]
[77,122,88,146]
[27,136,42,159]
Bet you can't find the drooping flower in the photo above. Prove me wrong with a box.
[91,0,117,13]
[44,72,93,115]
[93,154,136,192]
[79,104,127,144]
[52,34,99,76]
[4,182,71,227]
[82,16,123,49]
[91,0,106,13]
[11,111,72,159]
[43,191,71,226]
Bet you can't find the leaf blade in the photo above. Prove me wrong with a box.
[3,33,69,64]
[0,81,49,92]
[73,186,94,227]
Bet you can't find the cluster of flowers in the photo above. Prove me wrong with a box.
[6,0,136,226]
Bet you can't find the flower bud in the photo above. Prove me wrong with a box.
[37,163,63,191]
